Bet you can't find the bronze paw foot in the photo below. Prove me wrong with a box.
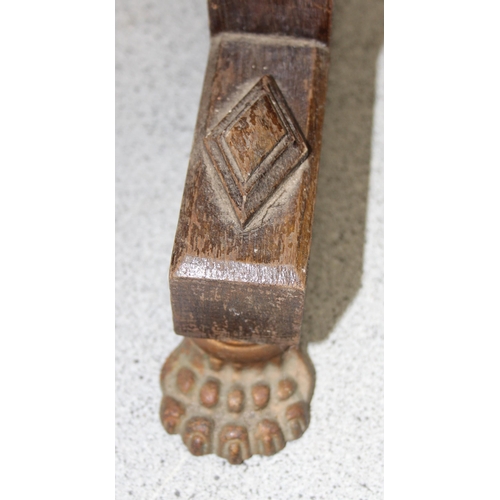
[160,339,314,463]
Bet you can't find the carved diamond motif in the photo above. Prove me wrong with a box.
[204,75,310,227]
[225,95,287,181]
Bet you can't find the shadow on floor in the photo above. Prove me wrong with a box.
[301,0,384,345]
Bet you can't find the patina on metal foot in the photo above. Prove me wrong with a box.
[160,338,313,463]
[160,0,332,463]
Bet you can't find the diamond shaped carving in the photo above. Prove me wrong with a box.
[204,75,310,227]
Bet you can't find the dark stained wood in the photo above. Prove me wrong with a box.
[204,75,310,226]
[170,0,333,346]
[208,0,333,45]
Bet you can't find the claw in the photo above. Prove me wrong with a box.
[285,401,310,439]
[160,396,186,434]
[218,425,250,464]
[255,419,285,456]
[182,417,213,456]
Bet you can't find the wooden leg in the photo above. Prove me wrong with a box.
[161,0,332,462]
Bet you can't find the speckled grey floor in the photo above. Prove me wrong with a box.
[116,0,383,498]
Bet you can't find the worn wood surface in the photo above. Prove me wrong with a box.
[170,0,333,345]
[208,0,333,44]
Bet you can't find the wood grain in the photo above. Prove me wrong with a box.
[170,1,333,345]
[208,0,333,45]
